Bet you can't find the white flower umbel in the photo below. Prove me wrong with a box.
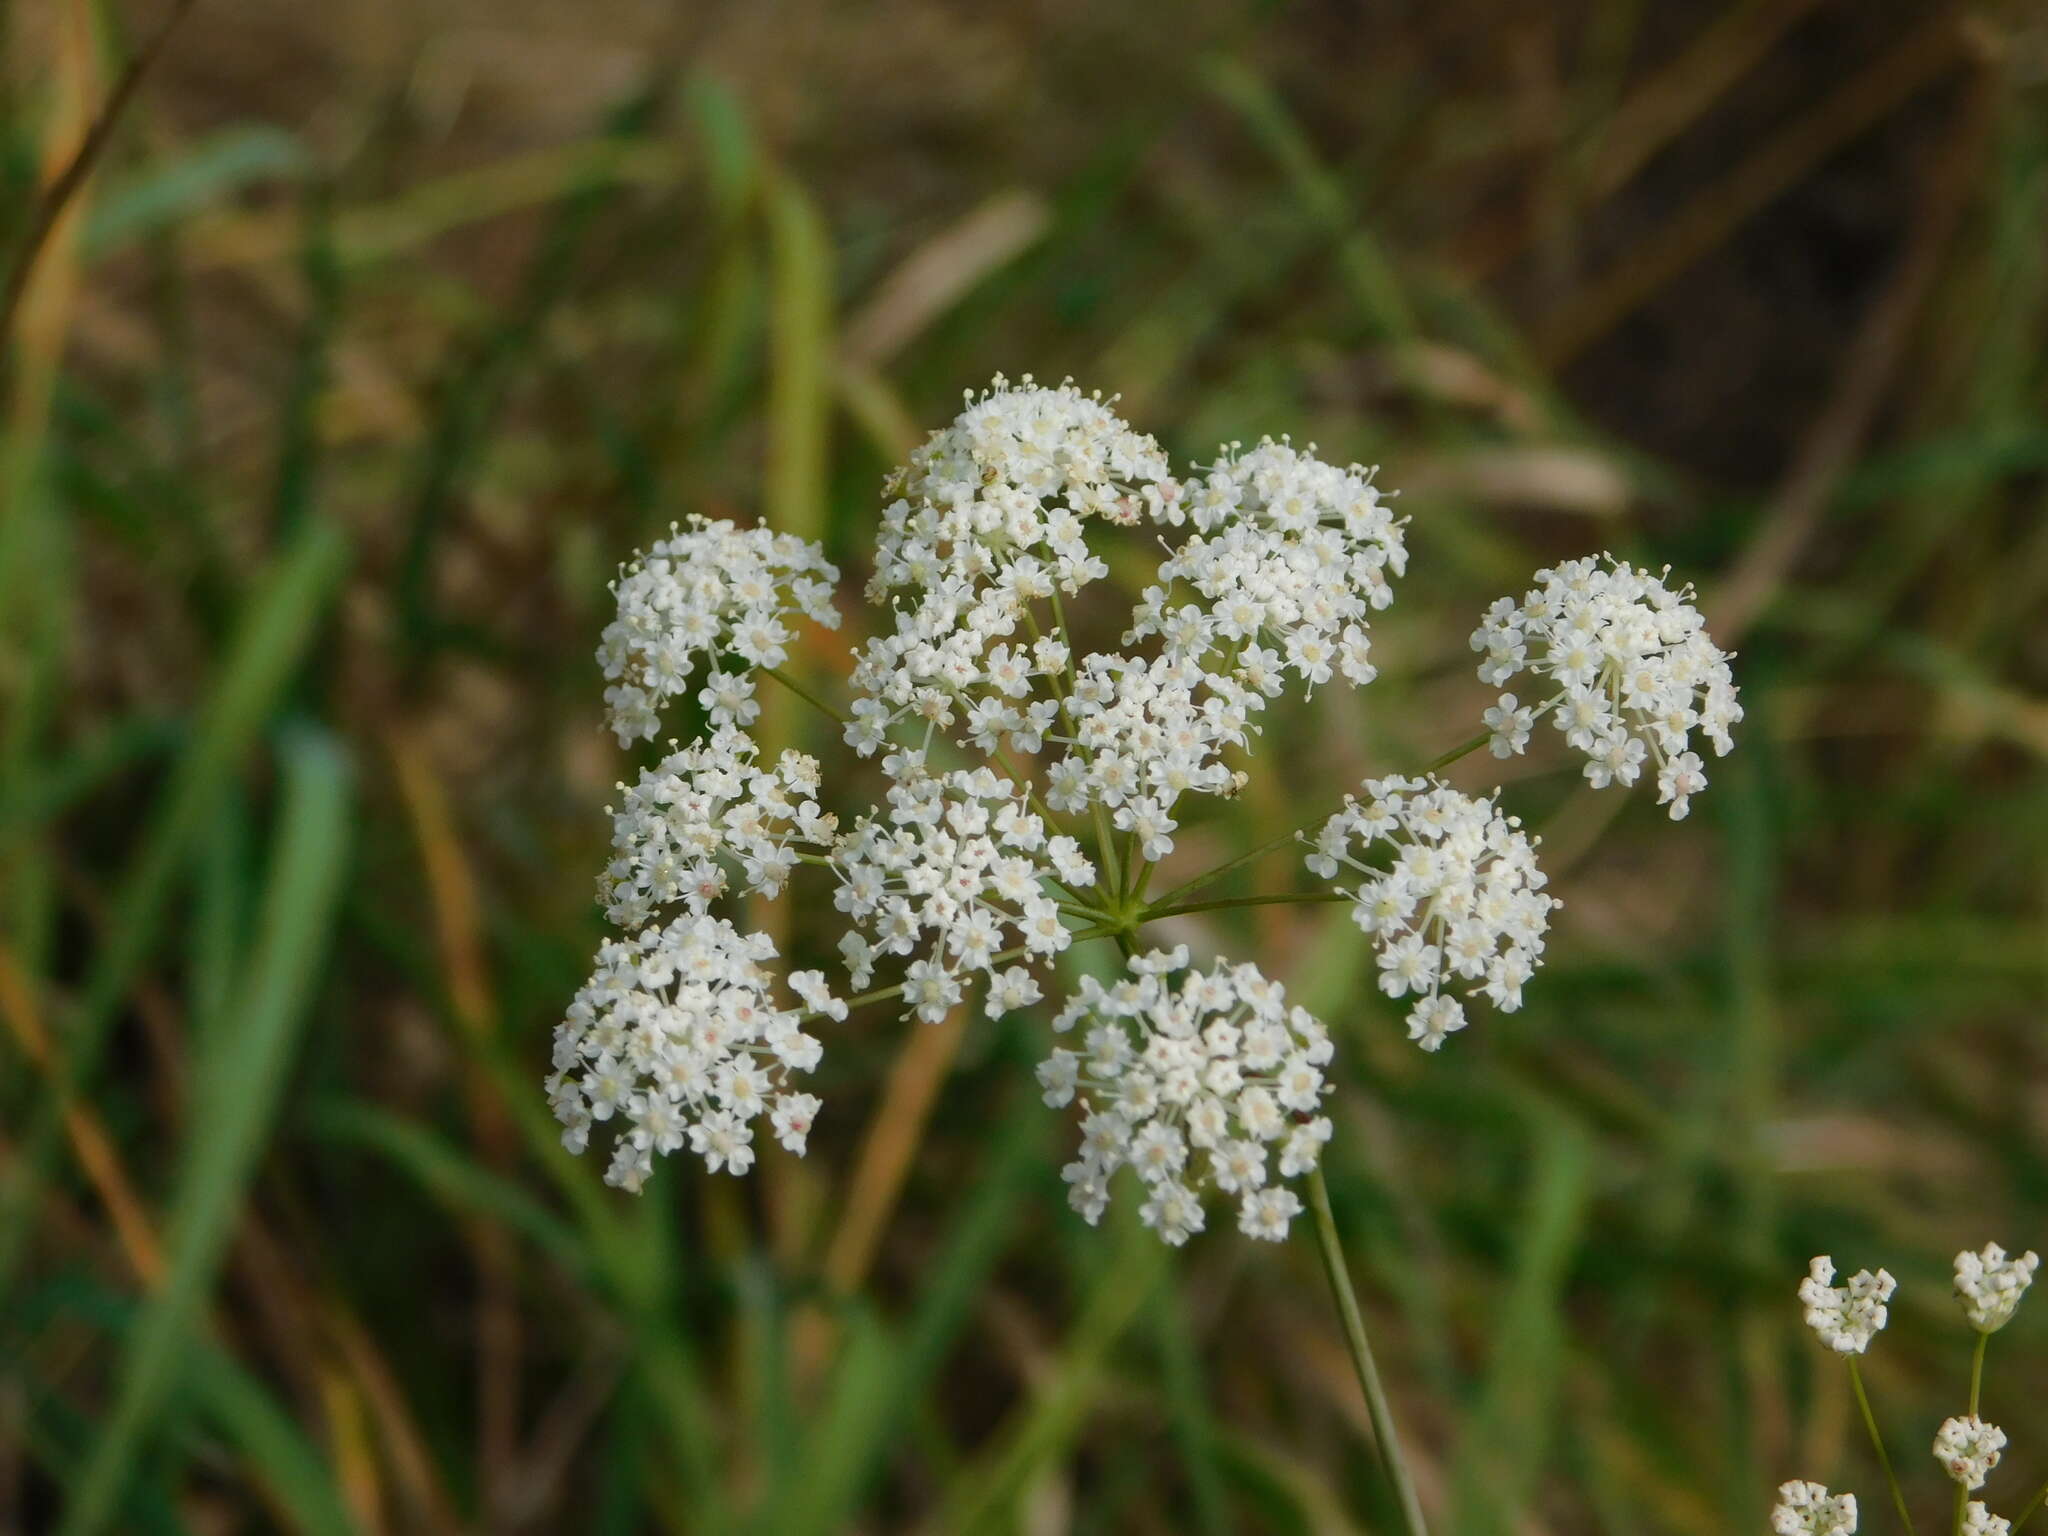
[600,727,837,930]
[1771,1481,1858,1535]
[1471,553,1741,819]
[831,760,1093,1022]
[1962,1503,2012,1536]
[847,377,1177,758]
[1954,1242,2040,1333]
[1934,1416,2007,1491]
[548,915,840,1191]
[1305,776,1556,1051]
[599,515,840,747]
[1129,436,1406,694]
[1037,949,1334,1246]
[1798,1256,1896,1354]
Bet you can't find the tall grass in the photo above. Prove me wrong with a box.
[2,3,2043,1531]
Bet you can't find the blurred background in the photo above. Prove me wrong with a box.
[5,0,2047,1531]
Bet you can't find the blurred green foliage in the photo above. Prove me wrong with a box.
[2,2,2045,1532]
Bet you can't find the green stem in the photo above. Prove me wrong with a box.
[1849,1359,1918,1536]
[1143,891,1350,922]
[1953,1332,1989,1536]
[1305,1166,1428,1536]
[1091,803,1124,904]
[1149,812,1332,910]
[762,664,847,725]
[1423,729,1492,774]
[2011,1475,2048,1531]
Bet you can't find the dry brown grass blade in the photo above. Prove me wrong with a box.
[1456,0,1830,282]
[0,946,164,1285]
[387,725,524,1526]
[822,1005,971,1296]
[843,190,1049,366]
[1709,61,1995,643]
[0,953,413,1534]
[1534,10,1966,367]
[0,0,196,351]
[791,1006,971,1381]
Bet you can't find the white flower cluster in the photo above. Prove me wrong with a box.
[1129,437,1405,694]
[832,763,1094,1022]
[1935,1416,2007,1491]
[848,377,1175,756]
[1798,1256,1895,1354]
[1471,554,1741,819]
[600,728,836,929]
[1037,949,1333,1245]
[599,515,840,747]
[1043,653,1253,862]
[1305,776,1556,1052]
[1771,1482,1858,1536]
[548,915,841,1191]
[1963,1503,2012,1536]
[561,378,1740,1217]
[1954,1243,2040,1333]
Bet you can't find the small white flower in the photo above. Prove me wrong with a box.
[1962,1503,2011,1536]
[551,914,834,1189]
[1471,554,1740,817]
[1954,1243,2039,1333]
[1771,1481,1857,1535]
[1798,1256,1895,1354]
[1307,776,1555,1048]
[1043,951,1333,1244]
[599,515,839,746]
[1934,1416,2006,1491]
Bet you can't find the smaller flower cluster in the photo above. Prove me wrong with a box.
[549,915,841,1191]
[1798,1256,1895,1355]
[1305,776,1556,1051]
[1037,949,1334,1246]
[1787,1246,2039,1532]
[1771,1481,1858,1536]
[833,763,1094,1022]
[848,378,1175,757]
[1936,1416,2007,1491]
[1472,554,1740,819]
[599,515,840,747]
[1045,653,1254,861]
[600,728,835,930]
[1130,437,1405,694]
[1955,1243,2040,1333]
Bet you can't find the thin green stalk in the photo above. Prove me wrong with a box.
[1305,1166,1428,1536]
[1849,1359,1918,1536]
[763,664,847,725]
[1954,1332,1988,1536]
[2011,1476,2048,1532]
[1091,802,1124,906]
[1143,890,1348,922]
[1149,725,1498,912]
[1149,811,1331,910]
[1423,729,1492,774]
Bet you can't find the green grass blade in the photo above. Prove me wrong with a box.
[931,1218,1165,1536]
[769,1090,1047,1536]
[763,174,833,547]
[82,125,309,255]
[305,1098,590,1277]
[1446,1114,1593,1535]
[0,515,350,1304]
[61,725,354,1536]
